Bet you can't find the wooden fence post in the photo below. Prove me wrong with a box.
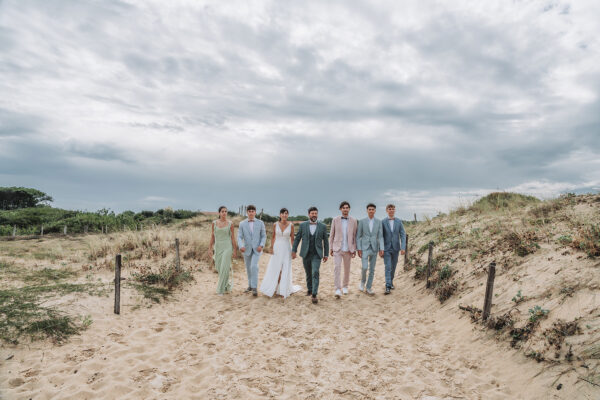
[84,225,88,234]
[404,234,409,266]
[426,241,434,288]
[64,225,67,235]
[12,225,16,237]
[114,254,122,314]
[41,225,44,236]
[175,238,180,272]
[414,213,417,223]
[482,262,496,320]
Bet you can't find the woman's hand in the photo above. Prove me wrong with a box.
[233,249,237,258]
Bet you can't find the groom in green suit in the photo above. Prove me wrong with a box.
[292,206,329,304]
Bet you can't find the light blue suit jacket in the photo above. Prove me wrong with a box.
[382,217,406,252]
[237,218,266,256]
[356,217,384,252]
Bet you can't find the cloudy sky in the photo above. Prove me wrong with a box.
[1,0,599,219]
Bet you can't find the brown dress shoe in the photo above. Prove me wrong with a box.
[311,296,318,304]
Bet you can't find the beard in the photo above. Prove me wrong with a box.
[309,216,318,222]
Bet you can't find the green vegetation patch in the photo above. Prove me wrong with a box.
[0,283,103,344]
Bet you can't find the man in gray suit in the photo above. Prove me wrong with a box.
[381,204,406,295]
[356,203,384,295]
[292,206,329,304]
[237,204,266,296]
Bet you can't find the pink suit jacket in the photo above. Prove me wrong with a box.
[329,215,358,253]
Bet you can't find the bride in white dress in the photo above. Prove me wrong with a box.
[260,208,302,298]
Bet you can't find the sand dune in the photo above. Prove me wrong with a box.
[2,251,595,399]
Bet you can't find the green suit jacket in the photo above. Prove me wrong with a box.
[292,221,329,258]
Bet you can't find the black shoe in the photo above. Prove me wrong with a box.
[311,296,318,304]
[391,284,395,290]
[306,290,312,296]
[244,287,252,293]
[252,288,258,296]
[385,287,391,295]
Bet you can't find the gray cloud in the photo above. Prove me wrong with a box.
[0,0,598,218]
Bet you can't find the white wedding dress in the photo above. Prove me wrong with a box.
[259,223,302,298]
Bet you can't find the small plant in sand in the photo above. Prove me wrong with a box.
[556,235,572,245]
[571,224,600,258]
[438,264,453,281]
[435,280,458,303]
[512,290,525,304]
[130,262,194,304]
[504,230,540,257]
[528,305,549,323]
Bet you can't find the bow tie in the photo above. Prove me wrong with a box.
[310,222,317,225]
[341,217,348,219]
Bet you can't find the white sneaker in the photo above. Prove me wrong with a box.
[342,287,348,295]
[335,289,341,298]
[366,288,374,296]
[359,282,365,291]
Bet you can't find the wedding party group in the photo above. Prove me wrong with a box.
[208,202,407,304]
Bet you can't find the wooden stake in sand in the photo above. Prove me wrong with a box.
[64,225,67,235]
[114,254,122,315]
[426,241,434,288]
[414,213,417,223]
[175,238,181,272]
[404,234,409,266]
[84,225,88,234]
[12,225,16,237]
[482,262,496,320]
[41,225,44,236]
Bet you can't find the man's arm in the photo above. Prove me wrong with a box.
[323,223,329,257]
[355,220,362,251]
[377,221,384,250]
[399,220,406,252]
[329,218,336,254]
[292,223,302,253]
[259,221,266,248]
[237,222,245,250]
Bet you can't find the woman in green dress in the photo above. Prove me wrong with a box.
[209,206,237,294]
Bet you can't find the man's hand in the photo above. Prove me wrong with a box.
[401,250,405,255]
[351,251,356,258]
[292,252,297,259]
[233,249,237,258]
[208,246,213,254]
[357,250,362,258]
[257,246,263,253]
[323,257,328,263]
[240,247,246,253]
[379,250,384,257]
[330,250,334,257]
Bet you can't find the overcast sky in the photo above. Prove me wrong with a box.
[1,1,599,219]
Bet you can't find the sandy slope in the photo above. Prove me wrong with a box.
[2,251,597,400]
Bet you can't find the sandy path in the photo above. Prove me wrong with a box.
[1,255,590,399]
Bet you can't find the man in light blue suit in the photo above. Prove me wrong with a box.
[237,204,266,296]
[381,204,406,295]
[356,203,384,295]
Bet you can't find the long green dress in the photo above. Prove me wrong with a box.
[214,221,233,294]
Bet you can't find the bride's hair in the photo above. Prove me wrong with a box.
[279,208,289,221]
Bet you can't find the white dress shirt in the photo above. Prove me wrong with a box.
[389,218,394,231]
[368,217,374,233]
[309,223,317,235]
[248,219,254,234]
[341,217,349,251]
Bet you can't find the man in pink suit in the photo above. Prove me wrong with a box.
[329,201,358,298]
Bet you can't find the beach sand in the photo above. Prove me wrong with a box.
[2,250,593,400]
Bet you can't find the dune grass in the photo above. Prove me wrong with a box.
[0,261,105,344]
